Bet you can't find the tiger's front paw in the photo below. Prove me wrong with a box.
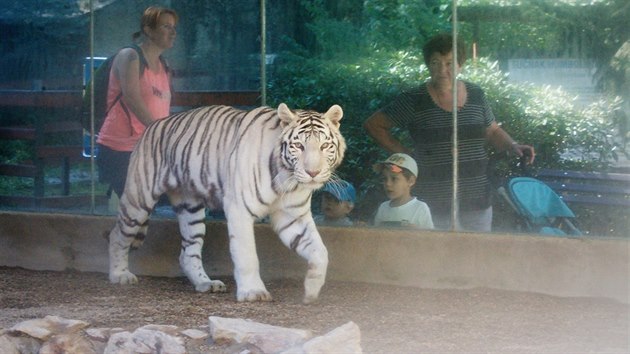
[303,294,320,305]
[109,270,138,285]
[237,289,273,302]
[195,280,227,293]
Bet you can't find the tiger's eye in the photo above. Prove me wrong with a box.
[294,143,304,151]
[320,143,330,150]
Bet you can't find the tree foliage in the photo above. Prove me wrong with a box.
[267,0,626,224]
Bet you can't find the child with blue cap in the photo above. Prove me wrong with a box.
[314,179,356,227]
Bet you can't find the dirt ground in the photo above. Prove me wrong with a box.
[0,266,628,354]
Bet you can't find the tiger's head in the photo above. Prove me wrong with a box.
[277,103,346,190]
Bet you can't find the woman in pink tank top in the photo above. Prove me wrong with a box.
[96,6,178,199]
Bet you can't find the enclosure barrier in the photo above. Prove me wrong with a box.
[0,211,627,304]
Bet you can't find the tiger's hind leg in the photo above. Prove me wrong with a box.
[108,192,154,285]
[173,197,226,293]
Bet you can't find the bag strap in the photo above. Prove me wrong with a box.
[104,93,123,117]
[106,45,145,125]
[127,44,149,76]
[108,44,171,130]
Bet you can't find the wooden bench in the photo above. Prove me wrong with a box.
[0,90,260,209]
[535,168,630,208]
[0,120,95,207]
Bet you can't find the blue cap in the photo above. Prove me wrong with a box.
[320,180,356,203]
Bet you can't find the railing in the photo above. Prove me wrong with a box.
[0,89,260,109]
[0,120,91,208]
[0,90,260,208]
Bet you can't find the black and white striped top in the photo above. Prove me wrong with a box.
[382,81,495,213]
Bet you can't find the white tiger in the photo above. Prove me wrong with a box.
[108,103,345,303]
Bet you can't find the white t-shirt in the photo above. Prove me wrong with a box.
[374,197,434,229]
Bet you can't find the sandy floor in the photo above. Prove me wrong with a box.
[0,267,628,353]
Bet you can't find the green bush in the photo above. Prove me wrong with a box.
[268,53,626,229]
[463,58,625,174]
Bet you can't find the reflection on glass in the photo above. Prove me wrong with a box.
[0,1,627,238]
[365,33,534,233]
[313,180,356,227]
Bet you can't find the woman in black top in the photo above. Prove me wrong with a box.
[364,33,535,232]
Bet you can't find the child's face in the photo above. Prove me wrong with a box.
[320,193,352,220]
[380,168,416,202]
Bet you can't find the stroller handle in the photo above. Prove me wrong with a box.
[518,149,533,176]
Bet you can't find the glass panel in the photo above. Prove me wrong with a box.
[270,0,627,237]
[1,1,627,238]
[0,1,264,217]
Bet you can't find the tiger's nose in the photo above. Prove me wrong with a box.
[306,170,320,178]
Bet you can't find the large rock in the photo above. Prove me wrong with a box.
[0,332,41,354]
[180,328,210,340]
[209,316,312,353]
[103,328,186,354]
[209,316,363,353]
[0,335,20,354]
[293,321,362,354]
[9,315,89,341]
[39,333,98,354]
[2,315,362,353]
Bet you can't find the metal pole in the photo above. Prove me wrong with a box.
[260,0,267,106]
[451,0,459,231]
[89,0,96,213]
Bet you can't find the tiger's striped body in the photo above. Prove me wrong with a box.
[108,103,345,303]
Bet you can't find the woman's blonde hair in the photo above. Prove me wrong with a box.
[132,6,179,41]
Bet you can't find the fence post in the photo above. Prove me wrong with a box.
[62,157,71,195]
[33,118,45,202]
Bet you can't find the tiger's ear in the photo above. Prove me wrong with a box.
[277,103,296,125]
[324,104,343,128]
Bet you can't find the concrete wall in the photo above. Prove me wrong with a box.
[0,211,628,304]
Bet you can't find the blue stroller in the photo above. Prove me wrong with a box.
[497,177,582,236]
